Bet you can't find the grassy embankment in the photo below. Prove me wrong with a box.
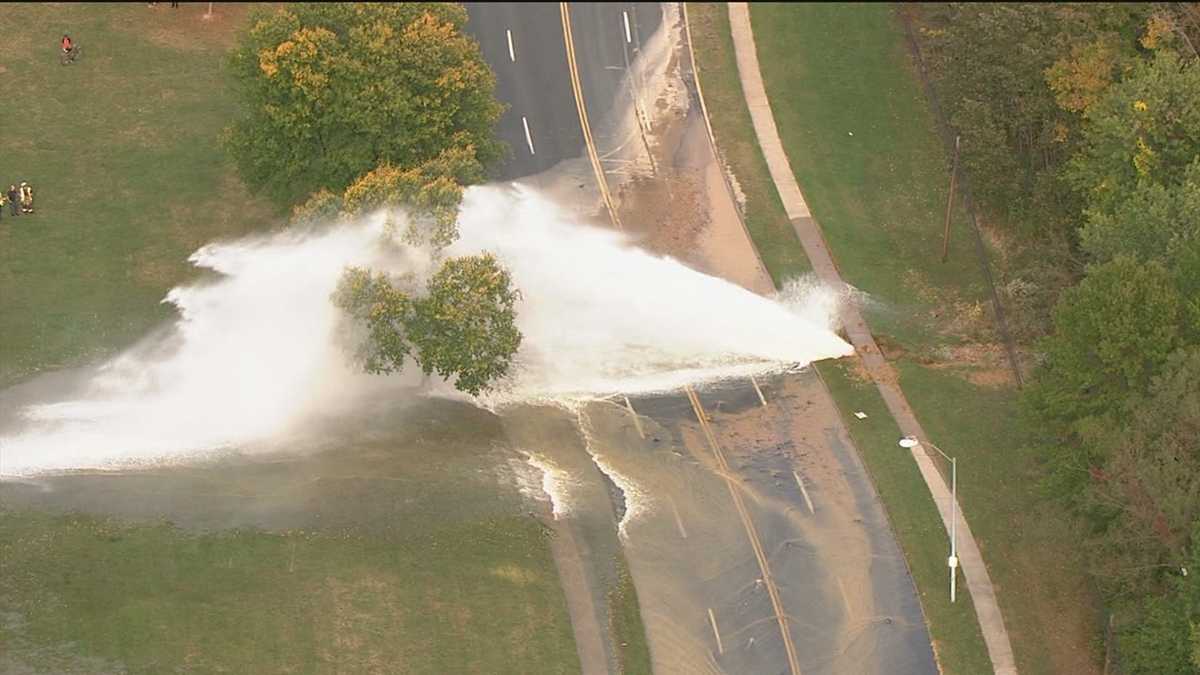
[689,3,1102,674]
[0,509,578,674]
[0,5,585,673]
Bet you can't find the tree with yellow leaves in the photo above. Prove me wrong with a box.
[226,3,503,204]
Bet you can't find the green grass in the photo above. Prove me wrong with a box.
[0,3,280,387]
[690,3,1105,673]
[0,508,579,675]
[894,361,1104,674]
[609,563,652,675]
[750,3,985,349]
[817,361,993,673]
[685,3,810,287]
[0,399,589,673]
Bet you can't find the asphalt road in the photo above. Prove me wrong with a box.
[463,2,661,181]
[461,5,936,674]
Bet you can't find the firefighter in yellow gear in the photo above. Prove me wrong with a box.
[19,182,34,214]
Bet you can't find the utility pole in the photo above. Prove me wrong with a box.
[941,135,960,263]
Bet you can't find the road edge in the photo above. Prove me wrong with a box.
[679,2,773,287]
[724,3,1018,674]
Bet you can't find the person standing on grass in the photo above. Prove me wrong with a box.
[19,182,33,214]
[6,185,18,217]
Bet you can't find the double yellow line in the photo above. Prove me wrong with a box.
[685,385,803,675]
[560,2,624,230]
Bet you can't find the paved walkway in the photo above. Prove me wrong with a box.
[726,4,1017,674]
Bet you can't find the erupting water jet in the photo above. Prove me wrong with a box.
[0,185,851,477]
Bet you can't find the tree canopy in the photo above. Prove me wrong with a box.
[1067,51,1200,221]
[333,255,521,396]
[931,5,1200,667]
[1030,255,1183,425]
[226,2,503,204]
[226,3,521,396]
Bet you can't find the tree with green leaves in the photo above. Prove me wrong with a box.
[1078,349,1200,598]
[333,255,521,396]
[1067,50,1200,222]
[918,2,1149,235]
[1028,255,1183,427]
[226,2,503,204]
[407,255,521,396]
[1117,517,1200,675]
[1079,160,1200,264]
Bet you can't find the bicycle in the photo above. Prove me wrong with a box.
[60,43,81,66]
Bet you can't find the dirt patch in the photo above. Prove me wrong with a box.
[925,343,1022,389]
[619,172,707,259]
[873,334,911,362]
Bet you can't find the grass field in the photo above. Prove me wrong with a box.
[0,5,590,673]
[609,564,652,675]
[0,3,280,387]
[0,509,579,675]
[751,3,988,351]
[688,3,1104,674]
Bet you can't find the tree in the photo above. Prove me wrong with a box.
[407,254,521,396]
[1067,51,1200,221]
[332,267,414,375]
[290,188,344,227]
[917,3,1148,234]
[1080,349,1200,597]
[331,255,521,396]
[1045,37,1125,113]
[1029,255,1183,426]
[340,145,483,249]
[226,3,503,204]
[1120,586,1195,675]
[1116,517,1200,675]
[1079,159,1200,264]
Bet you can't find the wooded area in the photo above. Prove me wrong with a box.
[917,4,1200,672]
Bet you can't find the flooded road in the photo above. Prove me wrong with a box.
[2,368,935,675]
[576,369,936,675]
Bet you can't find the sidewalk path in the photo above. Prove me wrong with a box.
[726,4,1018,674]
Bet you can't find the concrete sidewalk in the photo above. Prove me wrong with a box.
[726,4,1018,674]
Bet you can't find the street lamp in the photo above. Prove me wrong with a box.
[900,436,958,603]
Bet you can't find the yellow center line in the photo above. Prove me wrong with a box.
[559,2,625,230]
[686,385,803,675]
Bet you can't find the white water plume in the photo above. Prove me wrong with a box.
[0,184,850,477]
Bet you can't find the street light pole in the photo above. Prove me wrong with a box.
[900,436,958,602]
[950,454,957,603]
